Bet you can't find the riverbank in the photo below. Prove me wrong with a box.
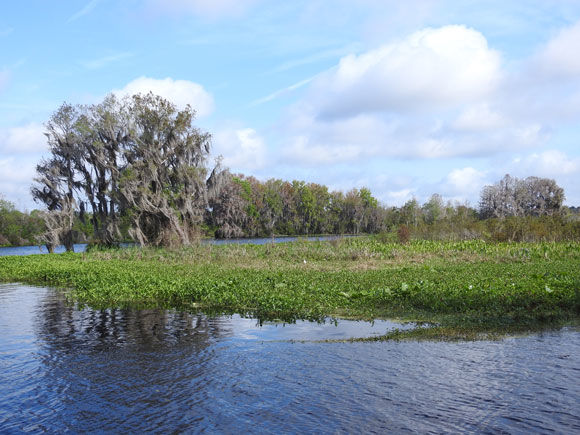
[0,237,578,339]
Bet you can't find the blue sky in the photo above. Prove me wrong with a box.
[1,0,580,210]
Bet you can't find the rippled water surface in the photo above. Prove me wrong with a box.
[1,283,579,433]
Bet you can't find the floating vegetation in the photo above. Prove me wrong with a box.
[0,238,578,338]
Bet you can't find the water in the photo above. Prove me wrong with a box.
[1,283,579,433]
[0,236,352,256]
[0,244,89,256]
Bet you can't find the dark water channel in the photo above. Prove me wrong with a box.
[1,284,579,433]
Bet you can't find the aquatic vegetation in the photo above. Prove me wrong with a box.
[0,238,578,335]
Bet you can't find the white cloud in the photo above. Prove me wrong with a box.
[0,157,39,209]
[280,105,546,165]
[281,111,393,164]
[384,188,416,206]
[0,158,36,183]
[273,25,543,164]
[513,150,580,177]
[453,104,505,131]
[0,124,47,208]
[310,25,501,118]
[283,135,367,165]
[213,127,267,171]
[444,167,487,197]
[505,20,580,125]
[147,0,259,19]
[0,123,46,154]
[534,20,580,78]
[113,77,214,117]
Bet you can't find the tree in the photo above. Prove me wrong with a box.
[32,93,214,249]
[400,198,421,227]
[327,191,345,234]
[422,194,444,225]
[309,183,331,234]
[32,103,81,251]
[118,94,211,246]
[358,187,380,233]
[261,179,285,235]
[479,174,564,218]
[522,176,565,216]
[341,189,364,234]
[206,169,248,238]
[293,181,316,234]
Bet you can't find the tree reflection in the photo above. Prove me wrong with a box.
[35,289,231,351]
[31,286,234,430]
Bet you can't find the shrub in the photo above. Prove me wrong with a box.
[397,225,410,244]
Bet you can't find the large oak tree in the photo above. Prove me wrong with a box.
[32,93,216,250]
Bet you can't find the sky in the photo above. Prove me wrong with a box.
[1,0,580,211]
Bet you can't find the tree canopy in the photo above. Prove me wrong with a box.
[0,196,44,246]
[32,93,214,250]
[479,174,565,219]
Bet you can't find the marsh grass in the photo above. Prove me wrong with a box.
[0,237,578,338]
[84,238,578,269]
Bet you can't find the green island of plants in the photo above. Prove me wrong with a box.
[1,237,578,340]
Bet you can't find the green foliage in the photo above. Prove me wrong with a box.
[0,239,578,330]
[233,177,252,201]
[0,197,45,246]
[359,187,378,209]
[209,177,383,238]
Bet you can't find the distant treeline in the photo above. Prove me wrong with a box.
[2,179,580,247]
[206,172,580,242]
[3,93,577,250]
[206,175,381,237]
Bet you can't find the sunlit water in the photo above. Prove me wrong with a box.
[0,284,578,433]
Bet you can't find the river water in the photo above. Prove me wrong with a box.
[0,283,578,433]
[0,236,349,257]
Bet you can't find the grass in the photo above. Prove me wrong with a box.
[0,237,578,339]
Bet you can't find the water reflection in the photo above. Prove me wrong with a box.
[1,283,579,433]
[36,289,228,350]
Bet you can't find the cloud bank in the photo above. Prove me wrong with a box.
[312,25,502,118]
[278,24,564,168]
